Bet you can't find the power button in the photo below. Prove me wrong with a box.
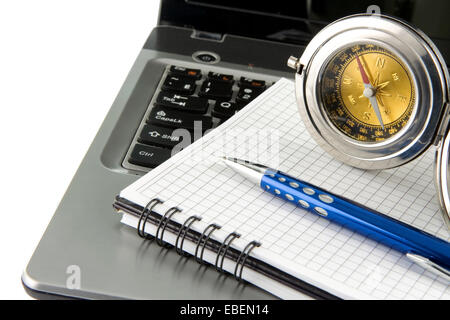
[192,51,220,64]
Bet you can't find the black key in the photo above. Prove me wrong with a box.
[236,85,264,107]
[212,101,237,119]
[208,72,234,83]
[138,124,185,149]
[161,75,196,94]
[156,92,208,114]
[199,80,233,100]
[239,77,266,89]
[147,107,213,131]
[128,144,172,168]
[169,66,202,80]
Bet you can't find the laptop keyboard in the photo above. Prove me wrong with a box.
[122,65,272,172]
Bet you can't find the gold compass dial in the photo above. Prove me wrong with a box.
[320,44,415,142]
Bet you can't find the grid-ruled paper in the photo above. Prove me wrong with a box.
[120,78,449,299]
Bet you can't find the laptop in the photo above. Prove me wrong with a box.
[23,0,450,299]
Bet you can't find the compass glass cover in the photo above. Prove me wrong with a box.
[320,43,416,142]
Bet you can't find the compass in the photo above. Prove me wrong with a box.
[288,14,450,227]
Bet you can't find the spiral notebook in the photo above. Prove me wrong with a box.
[114,78,450,299]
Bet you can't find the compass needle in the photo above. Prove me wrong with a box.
[356,54,385,129]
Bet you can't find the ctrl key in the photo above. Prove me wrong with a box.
[128,144,172,168]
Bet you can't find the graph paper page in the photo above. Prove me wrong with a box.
[120,78,449,299]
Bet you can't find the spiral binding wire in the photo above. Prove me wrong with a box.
[135,198,262,284]
[215,232,241,273]
[175,215,202,256]
[194,223,221,264]
[155,207,182,247]
[137,198,162,239]
[234,240,261,282]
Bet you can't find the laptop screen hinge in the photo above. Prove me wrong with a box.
[191,29,224,42]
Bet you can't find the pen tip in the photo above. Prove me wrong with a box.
[218,156,236,163]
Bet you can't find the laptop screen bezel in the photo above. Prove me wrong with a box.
[158,0,450,66]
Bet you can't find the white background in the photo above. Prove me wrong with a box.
[0,1,159,299]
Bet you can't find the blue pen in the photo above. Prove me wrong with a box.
[221,157,450,281]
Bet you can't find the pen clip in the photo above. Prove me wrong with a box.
[406,253,450,282]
